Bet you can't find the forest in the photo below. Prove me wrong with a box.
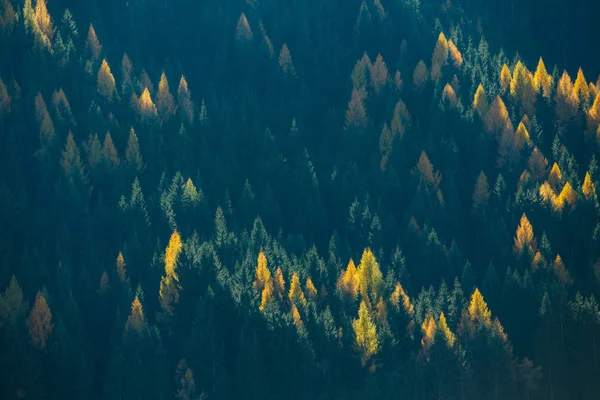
[0,0,600,398]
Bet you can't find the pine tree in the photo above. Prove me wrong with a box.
[416,151,442,188]
[156,72,176,123]
[472,171,490,214]
[102,132,120,169]
[510,61,536,114]
[27,291,53,350]
[126,295,147,333]
[370,54,388,94]
[573,67,590,105]
[0,276,25,327]
[84,24,102,60]
[528,147,548,181]
[34,0,53,41]
[97,59,117,102]
[274,267,286,301]
[553,255,573,285]
[253,251,271,292]
[484,95,510,134]
[442,83,458,108]
[0,0,16,34]
[468,288,492,328]
[121,53,134,97]
[0,77,11,118]
[582,172,596,200]
[174,359,200,400]
[358,248,383,304]
[432,32,449,69]
[278,44,296,77]
[305,278,317,301]
[159,231,183,318]
[136,88,158,123]
[448,39,462,68]
[125,128,145,172]
[289,272,307,307]
[337,259,360,301]
[390,282,414,316]
[353,299,378,365]
[177,76,195,125]
[473,83,488,117]
[548,162,563,190]
[533,57,553,98]
[514,121,531,150]
[514,213,536,256]
[344,88,368,131]
[413,60,429,89]
[235,12,253,41]
[500,64,511,93]
[61,132,87,184]
[438,312,455,347]
[556,70,579,122]
[116,252,128,283]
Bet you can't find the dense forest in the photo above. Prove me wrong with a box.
[1,0,600,398]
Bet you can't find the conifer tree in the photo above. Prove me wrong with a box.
[553,255,573,285]
[573,67,590,104]
[121,53,134,97]
[126,295,147,333]
[533,58,553,98]
[0,0,15,34]
[337,259,359,301]
[390,282,414,317]
[289,272,307,307]
[116,252,128,283]
[102,132,120,169]
[84,24,101,60]
[159,231,183,318]
[514,121,531,150]
[468,288,492,328]
[432,32,449,68]
[500,64,511,93]
[413,60,429,89]
[61,132,88,184]
[274,267,286,301]
[442,83,458,108]
[278,44,296,77]
[353,299,378,365]
[125,127,145,172]
[357,248,383,304]
[34,0,53,41]
[370,54,388,94]
[438,312,455,347]
[416,151,442,188]
[97,59,117,102]
[177,76,195,125]
[556,70,579,121]
[548,163,563,190]
[344,88,368,131]
[473,84,488,117]
[305,278,317,301]
[27,291,53,350]
[0,77,11,118]
[514,213,536,256]
[0,276,25,328]
[484,95,510,134]
[472,171,490,214]
[136,88,158,123]
[510,61,536,114]
[156,72,176,123]
[235,12,253,41]
[448,39,462,68]
[582,172,596,200]
[528,147,548,181]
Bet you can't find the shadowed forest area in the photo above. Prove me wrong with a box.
[1,0,600,398]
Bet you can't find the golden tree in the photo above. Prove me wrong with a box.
[177,76,195,125]
[448,39,462,68]
[510,61,536,114]
[439,312,456,347]
[431,32,449,68]
[533,57,553,98]
[305,278,317,301]
[539,181,557,204]
[85,24,102,60]
[61,132,87,183]
[274,267,286,301]
[34,0,53,41]
[484,95,510,134]
[86,133,102,168]
[514,121,531,151]
[421,313,436,349]
[553,182,576,211]
[500,64,511,93]
[514,213,536,256]
[126,295,147,333]
[27,291,53,350]
[137,87,158,122]
[553,255,573,285]
[555,70,579,122]
[468,288,492,328]
[116,252,127,283]
[156,72,176,123]
[291,303,304,331]
[472,171,490,214]
[51,88,73,123]
[353,299,378,365]
[253,250,271,292]
[442,83,458,108]
[0,0,16,34]
[582,172,596,200]
[288,272,307,307]
[528,147,548,181]
[278,43,296,77]
[344,88,368,131]
[97,59,117,102]
[260,279,274,311]
[416,151,442,188]
[573,67,590,104]
[413,60,429,89]
[337,259,359,301]
[125,127,145,172]
[389,282,414,317]
[587,93,600,133]
[102,132,120,169]
[357,248,383,304]
[235,12,253,41]
[370,54,389,94]
[159,231,183,318]
[548,163,562,190]
[472,83,488,118]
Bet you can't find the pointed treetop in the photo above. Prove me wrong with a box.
[473,83,488,117]
[85,24,102,60]
[126,295,147,333]
[500,64,511,93]
[468,288,492,328]
[27,291,53,350]
[236,12,253,41]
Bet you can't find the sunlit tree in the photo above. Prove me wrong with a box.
[533,57,553,98]
[500,64,511,93]
[448,39,462,68]
[353,299,378,365]
[177,76,195,125]
[468,288,492,328]
[159,231,183,318]
[555,70,579,122]
[337,259,360,301]
[553,255,573,285]
[288,272,307,307]
[442,83,458,108]
[473,83,488,118]
[27,290,53,350]
[235,12,253,41]
[278,44,296,77]
[344,88,368,131]
[125,127,145,173]
[528,147,548,181]
[413,60,429,89]
[84,24,102,60]
[157,72,176,123]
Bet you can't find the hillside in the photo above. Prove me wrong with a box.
[0,0,600,399]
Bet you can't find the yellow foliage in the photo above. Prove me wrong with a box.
[358,248,383,304]
[421,313,436,349]
[528,147,548,181]
[484,95,510,134]
[160,231,183,317]
[274,267,286,301]
[291,303,303,330]
[510,61,536,113]
[473,84,488,117]
[236,12,253,41]
[556,70,580,121]
[531,250,547,270]
[353,299,378,365]
[573,67,590,104]
[548,163,562,190]
[500,64,511,93]
[553,182,577,211]
[337,259,359,301]
[34,0,53,41]
[259,279,274,311]
[375,297,387,323]
[178,75,195,125]
[289,272,307,307]
[126,295,147,333]
[582,172,596,200]
[553,255,573,285]
[165,231,183,281]
[448,39,462,68]
[514,213,537,256]
[0,0,16,34]
[390,282,414,317]
[137,87,158,122]
[254,250,271,292]
[587,93,600,132]
[97,59,117,102]
[85,24,102,60]
[27,291,53,350]
[439,312,455,347]
[539,181,557,203]
[533,58,553,98]
[102,132,120,168]
[416,151,442,188]
[305,278,317,301]
[442,83,457,108]
[515,121,531,150]
[431,62,442,83]
[468,288,492,328]
[413,60,429,89]
[432,32,449,67]
[157,72,176,123]
[116,252,127,283]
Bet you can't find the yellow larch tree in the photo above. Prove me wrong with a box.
[0,0,16,34]
[514,213,537,256]
[126,295,147,333]
[274,267,286,301]
[125,127,145,172]
[553,181,576,211]
[431,62,442,83]
[260,279,274,311]
[539,181,557,204]
[416,151,442,189]
[291,303,304,331]
[472,171,490,214]
[156,72,176,123]
[431,32,449,68]
[548,163,563,190]
[159,231,183,318]
[376,297,387,323]
[413,60,429,89]
[353,299,378,365]
[555,70,579,122]
[177,75,195,126]
[34,0,53,41]
[582,172,596,200]
[553,255,573,285]
[587,93,600,133]
[510,61,536,114]
[344,88,368,131]
[528,147,548,181]
[305,277,317,301]
[468,288,492,328]
[473,83,488,118]
[500,64,511,94]
[102,132,120,169]
[439,312,456,347]
[253,250,271,292]
[573,67,590,105]
[514,121,531,151]
[484,95,510,134]
[97,59,117,102]
[448,39,462,68]
[389,282,414,317]
[116,251,127,283]
[370,54,389,94]
[442,83,458,108]
[288,272,307,307]
[337,259,360,301]
[421,313,436,349]
[533,57,553,98]
[85,24,102,60]
[235,12,253,41]
[137,87,158,122]
[27,291,53,350]
[357,248,383,304]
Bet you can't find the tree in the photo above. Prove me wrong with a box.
[136,88,158,122]
[159,231,183,318]
[556,70,579,122]
[553,255,573,285]
[431,32,449,68]
[274,267,286,301]
[278,44,295,77]
[438,312,455,347]
[305,278,317,301]
[27,291,53,350]
[442,83,458,108]
[514,121,531,151]
[177,76,195,125]
[582,172,596,200]
[102,132,120,169]
[468,288,492,328]
[500,64,511,93]
[353,299,378,365]
[344,88,368,131]
[121,53,134,97]
[0,77,11,118]
[548,163,563,190]
[510,61,536,114]
[116,252,128,283]
[390,282,414,317]
[357,248,383,304]
[84,24,102,60]
[573,67,590,105]
[125,128,145,172]
[514,213,536,257]
[533,58,553,98]
[235,12,253,41]
[413,60,429,89]
[0,276,25,328]
[34,0,53,41]
[175,359,203,400]
[473,83,488,117]
[484,95,510,134]
[0,0,15,34]
[370,54,388,94]
[51,88,73,123]
[416,151,441,189]
[157,72,176,123]
[448,39,462,68]
[126,295,147,333]
[34,92,55,147]
[253,251,271,292]
[289,272,307,307]
[61,132,88,184]
[337,259,359,301]
[97,59,117,102]
[528,147,548,181]
[472,171,490,214]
